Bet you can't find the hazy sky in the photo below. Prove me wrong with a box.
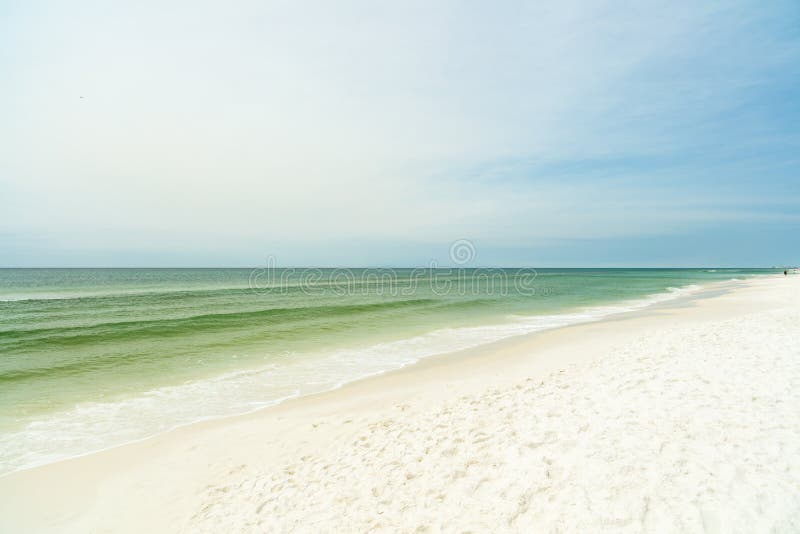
[2,1,799,267]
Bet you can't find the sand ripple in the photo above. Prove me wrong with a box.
[189,310,800,533]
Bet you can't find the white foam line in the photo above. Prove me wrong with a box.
[0,277,750,477]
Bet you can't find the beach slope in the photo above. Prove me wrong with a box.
[1,276,799,532]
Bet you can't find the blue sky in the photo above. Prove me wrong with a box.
[1,1,799,267]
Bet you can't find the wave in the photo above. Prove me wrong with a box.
[0,285,269,303]
[0,280,719,476]
[0,271,508,303]
[0,298,439,355]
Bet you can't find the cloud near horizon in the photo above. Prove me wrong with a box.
[1,1,799,266]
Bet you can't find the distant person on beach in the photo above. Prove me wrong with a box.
[784,270,788,276]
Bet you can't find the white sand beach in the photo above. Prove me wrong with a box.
[1,275,799,533]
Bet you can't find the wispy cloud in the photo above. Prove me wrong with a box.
[1,0,798,266]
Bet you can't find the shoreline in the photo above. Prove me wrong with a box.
[2,275,798,531]
[0,277,741,478]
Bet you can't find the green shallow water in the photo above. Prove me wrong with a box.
[0,267,777,473]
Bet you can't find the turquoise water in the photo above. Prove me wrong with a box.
[0,267,776,474]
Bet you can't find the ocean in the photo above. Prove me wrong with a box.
[0,267,775,475]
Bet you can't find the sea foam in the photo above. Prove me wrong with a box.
[0,281,717,476]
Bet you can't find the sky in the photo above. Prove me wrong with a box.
[1,0,799,267]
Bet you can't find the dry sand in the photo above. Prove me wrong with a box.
[1,276,799,533]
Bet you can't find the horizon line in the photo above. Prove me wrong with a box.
[0,266,788,270]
